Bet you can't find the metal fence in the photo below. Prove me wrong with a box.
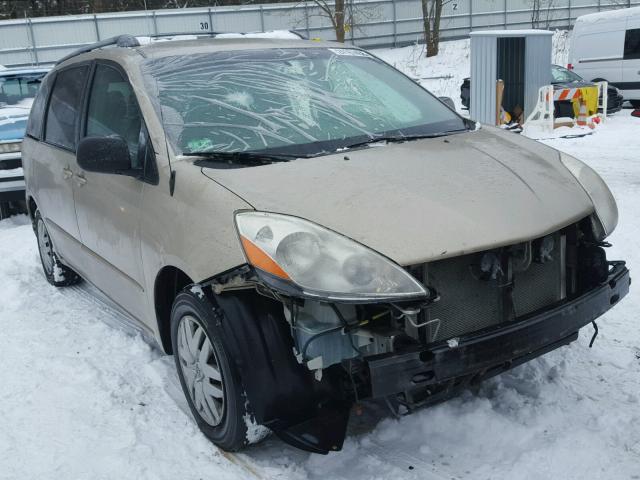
[1,0,639,67]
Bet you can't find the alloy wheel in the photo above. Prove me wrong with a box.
[37,218,54,276]
[176,315,225,426]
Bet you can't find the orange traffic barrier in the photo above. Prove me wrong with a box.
[576,100,588,127]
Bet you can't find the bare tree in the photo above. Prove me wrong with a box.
[530,0,556,29]
[421,0,452,57]
[302,1,377,43]
[308,0,347,42]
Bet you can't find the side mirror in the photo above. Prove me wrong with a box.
[77,136,138,177]
[439,96,456,111]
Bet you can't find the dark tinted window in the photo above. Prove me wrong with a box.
[45,66,88,150]
[624,28,640,60]
[86,64,142,167]
[26,73,53,140]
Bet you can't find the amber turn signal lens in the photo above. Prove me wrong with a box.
[240,235,290,280]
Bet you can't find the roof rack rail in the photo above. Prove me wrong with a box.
[56,34,140,65]
[55,29,307,65]
[139,29,307,40]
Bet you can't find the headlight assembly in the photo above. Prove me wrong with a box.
[560,152,618,238]
[0,141,22,154]
[235,211,427,302]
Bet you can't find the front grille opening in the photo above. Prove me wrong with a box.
[419,232,567,343]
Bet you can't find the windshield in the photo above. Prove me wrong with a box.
[551,65,583,83]
[142,48,467,157]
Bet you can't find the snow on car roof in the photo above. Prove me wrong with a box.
[469,29,553,37]
[137,35,340,59]
[575,6,640,24]
[0,67,50,77]
[136,29,304,46]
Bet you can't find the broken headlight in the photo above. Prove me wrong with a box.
[560,152,618,238]
[235,211,427,301]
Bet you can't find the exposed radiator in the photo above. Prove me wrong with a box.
[425,235,566,342]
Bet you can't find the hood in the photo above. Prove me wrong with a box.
[201,127,594,265]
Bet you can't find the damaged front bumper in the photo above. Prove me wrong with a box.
[367,261,630,405]
[205,252,630,455]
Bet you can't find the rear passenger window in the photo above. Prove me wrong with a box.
[85,64,142,167]
[26,73,54,140]
[45,66,88,150]
[624,29,640,60]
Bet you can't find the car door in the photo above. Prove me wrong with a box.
[73,62,150,320]
[34,65,89,263]
[622,26,640,97]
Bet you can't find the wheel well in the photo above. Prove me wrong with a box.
[154,266,193,354]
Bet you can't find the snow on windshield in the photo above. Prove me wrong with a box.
[141,48,464,155]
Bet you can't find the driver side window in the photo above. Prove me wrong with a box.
[86,64,142,168]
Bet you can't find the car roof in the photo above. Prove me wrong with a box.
[0,67,50,76]
[56,35,348,69]
[136,37,342,60]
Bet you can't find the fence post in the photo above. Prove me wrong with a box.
[504,0,507,28]
[392,0,397,47]
[26,17,39,66]
[349,0,355,45]
[93,14,100,41]
[152,10,158,35]
[304,1,310,39]
[568,0,571,27]
[469,0,473,32]
[259,5,265,32]
[208,7,214,32]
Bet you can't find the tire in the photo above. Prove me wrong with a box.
[34,209,80,287]
[0,202,9,220]
[171,290,262,452]
[630,100,640,109]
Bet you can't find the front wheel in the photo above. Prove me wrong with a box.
[171,290,267,451]
[34,209,80,287]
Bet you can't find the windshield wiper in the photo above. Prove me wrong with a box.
[183,150,302,164]
[342,130,467,151]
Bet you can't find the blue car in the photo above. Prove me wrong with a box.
[0,67,49,219]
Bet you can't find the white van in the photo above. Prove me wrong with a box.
[569,7,640,107]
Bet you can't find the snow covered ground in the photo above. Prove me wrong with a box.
[1,34,640,480]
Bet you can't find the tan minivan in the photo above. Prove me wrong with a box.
[23,34,630,454]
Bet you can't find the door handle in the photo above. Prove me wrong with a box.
[75,174,87,187]
[63,167,73,179]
